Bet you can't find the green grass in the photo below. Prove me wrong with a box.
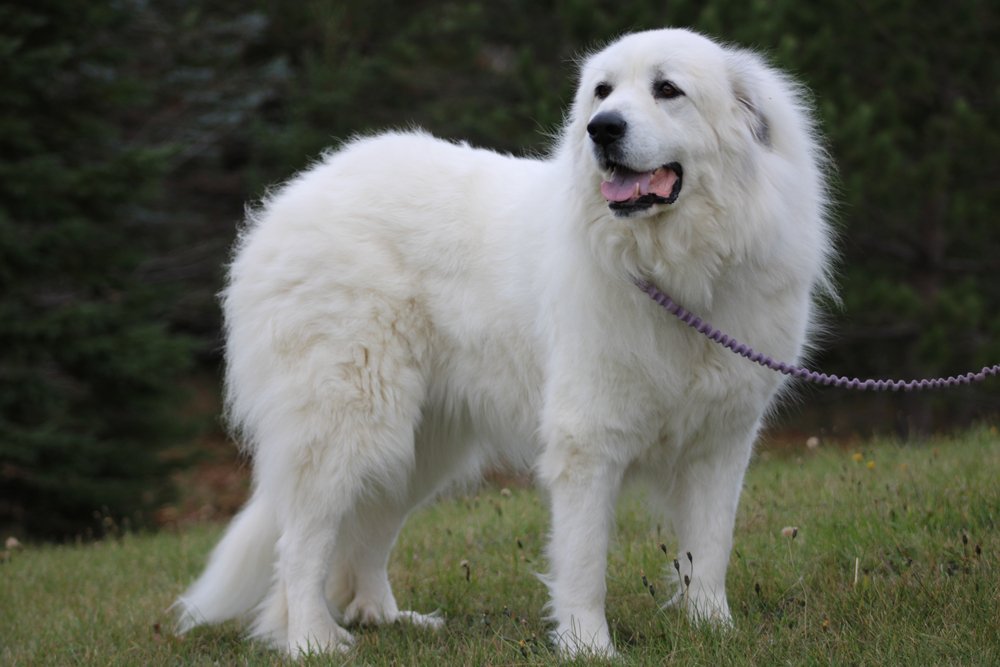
[3,429,998,665]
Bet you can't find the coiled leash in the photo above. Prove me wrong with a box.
[635,279,1000,392]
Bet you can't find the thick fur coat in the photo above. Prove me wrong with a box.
[176,28,833,657]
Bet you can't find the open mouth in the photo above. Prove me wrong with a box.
[600,162,683,215]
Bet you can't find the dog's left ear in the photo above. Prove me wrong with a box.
[727,53,772,149]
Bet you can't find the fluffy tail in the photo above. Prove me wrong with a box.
[174,493,279,632]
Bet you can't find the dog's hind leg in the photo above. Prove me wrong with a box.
[332,503,444,630]
[250,400,427,655]
[240,299,432,656]
[263,509,355,655]
[324,417,480,633]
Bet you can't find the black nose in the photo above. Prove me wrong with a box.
[587,111,627,146]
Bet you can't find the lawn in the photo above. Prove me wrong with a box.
[3,428,998,665]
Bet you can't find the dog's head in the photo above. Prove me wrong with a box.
[570,28,777,221]
[560,28,830,308]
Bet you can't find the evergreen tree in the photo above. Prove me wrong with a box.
[0,3,192,537]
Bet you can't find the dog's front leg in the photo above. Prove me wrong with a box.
[665,421,758,625]
[540,444,626,657]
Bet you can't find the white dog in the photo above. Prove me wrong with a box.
[176,28,833,657]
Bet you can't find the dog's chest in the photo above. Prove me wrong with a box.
[640,317,778,442]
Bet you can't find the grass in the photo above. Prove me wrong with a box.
[3,428,998,665]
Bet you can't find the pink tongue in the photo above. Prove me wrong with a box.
[600,167,678,202]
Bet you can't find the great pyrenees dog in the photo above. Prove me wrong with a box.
[176,28,833,657]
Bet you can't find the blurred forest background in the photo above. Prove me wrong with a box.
[2,0,998,538]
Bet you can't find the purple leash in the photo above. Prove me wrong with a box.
[636,279,1000,392]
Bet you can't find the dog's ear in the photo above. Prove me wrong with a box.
[737,95,771,148]
[727,53,772,149]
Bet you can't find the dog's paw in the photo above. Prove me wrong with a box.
[552,633,618,660]
[396,609,446,630]
[286,622,355,657]
[662,585,733,627]
[343,596,444,630]
[342,596,392,626]
[551,617,617,660]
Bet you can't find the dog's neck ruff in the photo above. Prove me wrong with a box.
[635,278,1000,392]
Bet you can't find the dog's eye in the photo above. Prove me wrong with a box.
[654,80,684,100]
[594,83,613,100]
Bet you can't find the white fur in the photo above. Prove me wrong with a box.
[175,28,833,657]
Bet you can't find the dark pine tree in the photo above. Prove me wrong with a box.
[0,3,193,538]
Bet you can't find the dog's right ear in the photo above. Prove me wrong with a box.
[737,94,771,148]
[726,53,772,149]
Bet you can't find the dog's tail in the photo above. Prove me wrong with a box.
[173,493,278,632]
